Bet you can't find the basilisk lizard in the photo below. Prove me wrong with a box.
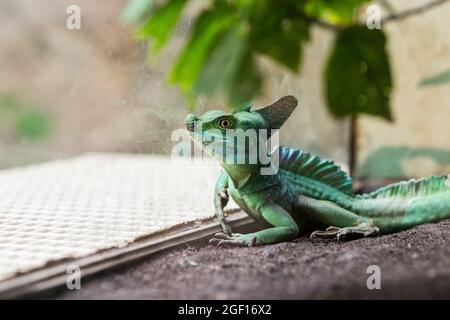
[185,96,450,246]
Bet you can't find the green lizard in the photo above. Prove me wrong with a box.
[184,95,450,246]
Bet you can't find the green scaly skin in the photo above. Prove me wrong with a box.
[184,96,450,247]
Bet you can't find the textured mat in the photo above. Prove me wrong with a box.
[0,154,236,282]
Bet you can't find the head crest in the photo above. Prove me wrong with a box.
[254,95,298,129]
[233,101,253,113]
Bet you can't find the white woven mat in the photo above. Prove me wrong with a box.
[0,154,236,282]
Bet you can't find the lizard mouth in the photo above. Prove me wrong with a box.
[202,138,214,146]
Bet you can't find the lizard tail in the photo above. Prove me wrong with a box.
[356,175,450,233]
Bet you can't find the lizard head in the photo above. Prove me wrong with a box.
[184,95,297,167]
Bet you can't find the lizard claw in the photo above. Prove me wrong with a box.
[209,233,256,247]
[208,238,247,247]
[310,226,340,239]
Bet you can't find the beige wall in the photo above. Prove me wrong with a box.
[0,0,188,168]
[356,0,450,178]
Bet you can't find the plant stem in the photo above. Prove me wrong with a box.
[306,0,449,31]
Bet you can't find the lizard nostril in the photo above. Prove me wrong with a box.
[186,122,195,132]
[185,114,197,132]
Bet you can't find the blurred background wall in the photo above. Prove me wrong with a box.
[356,0,450,178]
[0,0,349,169]
[0,0,449,179]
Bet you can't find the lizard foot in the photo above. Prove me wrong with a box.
[209,232,257,247]
[310,223,379,241]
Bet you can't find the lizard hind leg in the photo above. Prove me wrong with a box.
[295,195,379,241]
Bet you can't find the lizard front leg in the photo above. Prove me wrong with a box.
[209,202,299,246]
[214,171,232,235]
[295,195,379,241]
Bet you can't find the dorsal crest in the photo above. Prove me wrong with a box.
[359,175,450,200]
[278,146,353,194]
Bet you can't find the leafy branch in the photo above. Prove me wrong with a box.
[123,0,449,120]
[305,0,450,31]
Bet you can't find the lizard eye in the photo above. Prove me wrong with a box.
[218,118,233,129]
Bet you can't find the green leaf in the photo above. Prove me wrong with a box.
[135,0,187,55]
[168,6,235,98]
[0,94,52,140]
[419,68,450,86]
[304,0,370,24]
[168,2,265,107]
[325,26,392,120]
[121,0,152,24]
[193,24,247,98]
[253,19,309,71]
[16,110,51,140]
[248,1,310,71]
